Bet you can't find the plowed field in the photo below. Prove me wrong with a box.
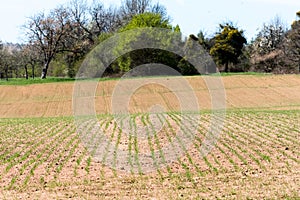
[0,75,299,199]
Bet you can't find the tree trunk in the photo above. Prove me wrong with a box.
[24,64,29,80]
[5,65,8,81]
[15,67,19,78]
[41,62,49,79]
[224,62,229,73]
[32,64,35,79]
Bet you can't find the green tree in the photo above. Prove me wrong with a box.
[111,12,179,74]
[210,23,247,72]
[121,12,172,31]
[197,31,212,51]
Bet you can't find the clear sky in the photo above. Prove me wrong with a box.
[0,0,299,43]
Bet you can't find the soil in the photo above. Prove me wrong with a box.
[0,75,299,199]
[0,75,300,118]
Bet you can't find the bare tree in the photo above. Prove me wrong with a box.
[67,0,95,44]
[150,2,168,20]
[121,0,151,17]
[62,0,98,77]
[90,1,122,36]
[120,0,168,22]
[253,16,287,55]
[25,6,72,79]
[67,0,122,44]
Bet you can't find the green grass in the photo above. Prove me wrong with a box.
[0,77,75,85]
[0,72,283,85]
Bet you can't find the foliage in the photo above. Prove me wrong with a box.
[178,57,199,75]
[2,1,300,81]
[21,0,170,79]
[121,12,172,31]
[210,23,247,72]
[197,31,212,51]
[109,12,180,75]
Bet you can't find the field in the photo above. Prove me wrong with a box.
[0,74,299,199]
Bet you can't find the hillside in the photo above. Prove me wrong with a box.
[0,75,299,118]
[0,74,299,199]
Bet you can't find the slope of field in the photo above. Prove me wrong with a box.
[0,74,299,199]
[0,74,300,118]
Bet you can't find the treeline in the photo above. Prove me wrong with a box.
[0,0,299,80]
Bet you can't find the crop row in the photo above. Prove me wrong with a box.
[0,111,299,190]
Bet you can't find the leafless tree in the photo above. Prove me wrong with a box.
[121,0,150,17]
[120,0,168,22]
[25,6,72,79]
[253,16,287,55]
[67,0,122,44]
[89,2,123,38]
[67,0,95,44]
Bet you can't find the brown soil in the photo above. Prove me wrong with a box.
[0,75,299,199]
[0,75,300,118]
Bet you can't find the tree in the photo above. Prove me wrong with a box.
[210,23,247,72]
[121,12,171,31]
[120,0,168,23]
[249,16,296,73]
[55,0,123,77]
[111,12,178,74]
[25,6,72,79]
[61,0,96,78]
[0,46,12,81]
[0,41,5,79]
[197,31,212,51]
[90,2,122,37]
[8,46,27,79]
[19,44,42,79]
[67,0,94,44]
[252,16,287,55]
[283,15,300,73]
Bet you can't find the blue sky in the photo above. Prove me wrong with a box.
[0,0,299,43]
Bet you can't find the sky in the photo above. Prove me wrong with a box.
[0,0,299,43]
